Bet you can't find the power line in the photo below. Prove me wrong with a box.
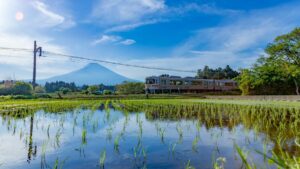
[0,47,32,52]
[44,51,197,73]
[0,46,197,73]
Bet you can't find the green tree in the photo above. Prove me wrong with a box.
[116,82,144,94]
[59,87,71,95]
[13,82,33,95]
[197,65,239,79]
[103,90,113,95]
[236,69,254,95]
[34,85,46,93]
[87,85,99,94]
[265,27,300,95]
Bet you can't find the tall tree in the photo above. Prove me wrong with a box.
[265,27,300,95]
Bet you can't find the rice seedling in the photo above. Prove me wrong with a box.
[158,127,166,144]
[234,144,255,169]
[55,128,62,148]
[114,135,121,153]
[213,157,226,169]
[41,141,49,169]
[82,129,87,145]
[142,147,147,159]
[99,150,106,168]
[106,126,113,141]
[47,124,50,139]
[52,157,67,169]
[176,123,183,142]
[185,160,195,169]
[192,135,200,152]
[168,142,177,155]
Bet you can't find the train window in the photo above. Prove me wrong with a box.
[192,81,202,85]
[170,80,183,85]
[225,82,233,86]
[184,81,190,85]
[176,81,183,85]
[146,79,155,84]
[170,80,176,85]
[161,80,167,85]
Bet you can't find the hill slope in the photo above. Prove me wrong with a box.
[39,63,135,85]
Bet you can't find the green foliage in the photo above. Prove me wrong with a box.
[235,69,254,95]
[34,85,46,93]
[59,87,71,95]
[99,150,106,168]
[116,82,144,94]
[265,27,300,95]
[103,90,113,95]
[87,85,100,94]
[0,81,33,95]
[197,65,239,79]
[45,81,77,93]
[236,27,300,95]
[13,82,33,95]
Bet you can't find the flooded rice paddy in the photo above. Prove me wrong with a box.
[0,99,299,169]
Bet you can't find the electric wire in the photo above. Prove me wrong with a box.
[0,47,197,73]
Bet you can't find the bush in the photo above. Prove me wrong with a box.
[35,86,46,93]
[103,90,113,95]
[88,85,100,94]
[13,82,33,95]
[12,95,35,99]
[34,93,52,99]
[59,87,71,94]
[116,82,144,95]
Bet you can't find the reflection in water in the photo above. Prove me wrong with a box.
[0,102,298,169]
[27,114,37,163]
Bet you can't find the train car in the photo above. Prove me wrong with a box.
[145,75,238,94]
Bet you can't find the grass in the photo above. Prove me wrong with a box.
[99,150,106,168]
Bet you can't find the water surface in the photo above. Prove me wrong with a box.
[0,106,296,169]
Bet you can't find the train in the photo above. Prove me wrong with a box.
[145,75,238,94]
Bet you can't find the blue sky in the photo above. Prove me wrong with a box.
[0,0,299,81]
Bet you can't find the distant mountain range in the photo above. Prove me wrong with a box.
[38,63,136,85]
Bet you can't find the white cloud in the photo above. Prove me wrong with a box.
[168,3,241,16]
[92,0,165,26]
[120,39,136,45]
[102,52,256,81]
[31,1,75,29]
[92,35,136,46]
[92,35,122,45]
[92,1,240,33]
[99,2,300,80]
[104,19,160,33]
[33,1,64,25]
[173,2,300,61]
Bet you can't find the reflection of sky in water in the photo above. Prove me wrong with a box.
[0,109,276,169]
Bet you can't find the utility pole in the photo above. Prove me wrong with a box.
[32,41,42,89]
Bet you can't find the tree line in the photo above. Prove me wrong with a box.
[196,65,239,79]
[0,80,145,96]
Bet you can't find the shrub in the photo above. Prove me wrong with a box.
[13,82,33,95]
[103,90,113,95]
[35,86,46,93]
